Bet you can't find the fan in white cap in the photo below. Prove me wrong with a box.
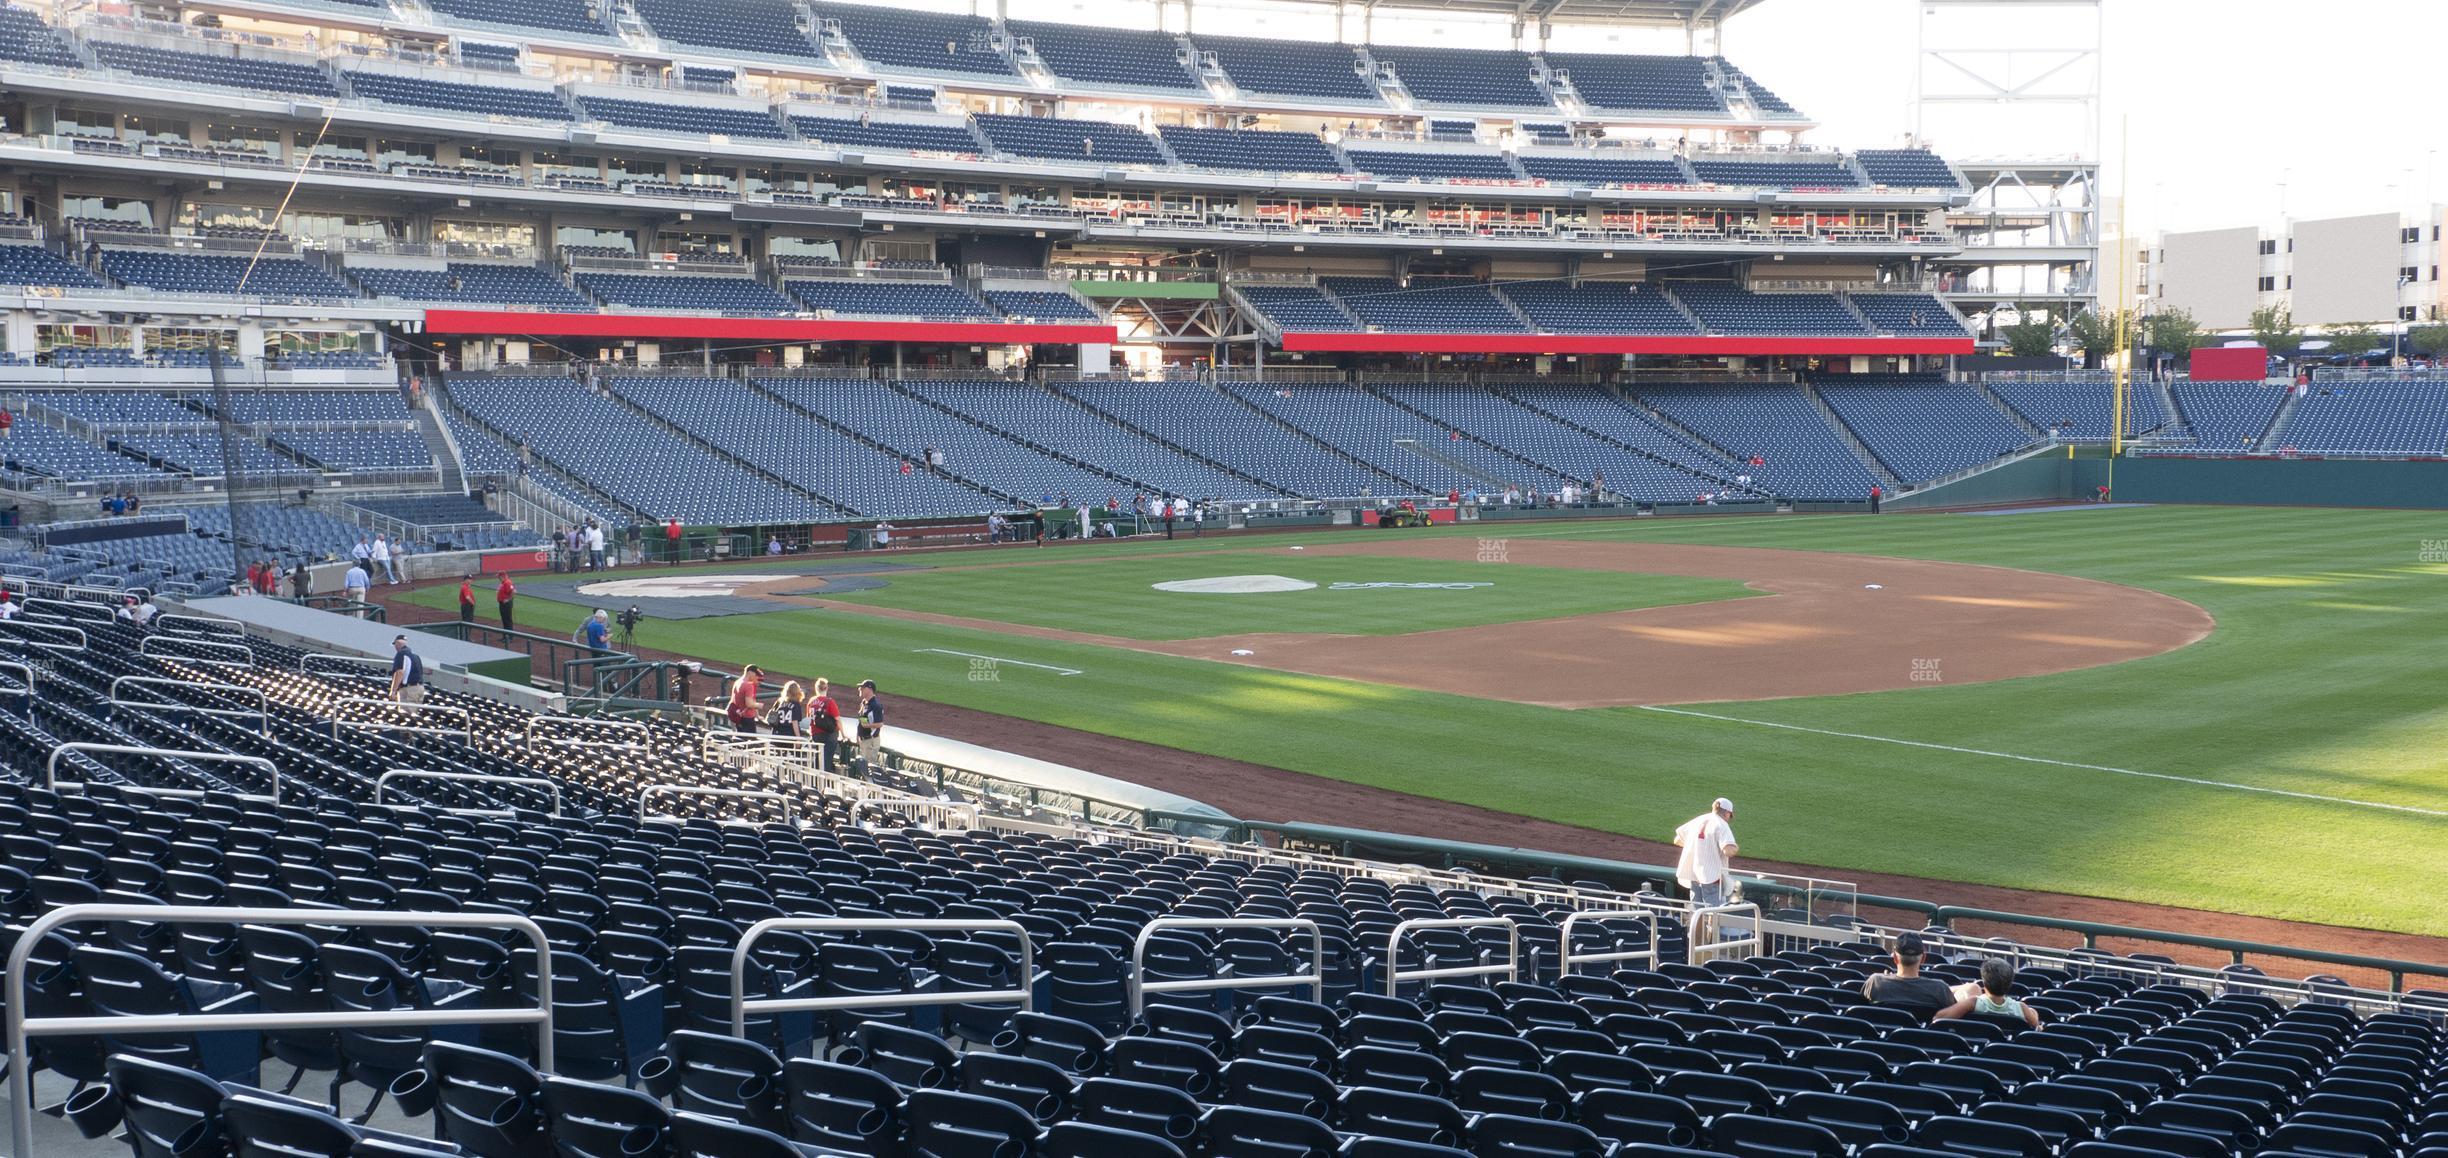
[1673,798,1740,909]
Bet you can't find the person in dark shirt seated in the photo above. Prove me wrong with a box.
[1861,931,1957,1021]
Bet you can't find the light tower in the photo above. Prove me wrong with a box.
[1915,0,2104,337]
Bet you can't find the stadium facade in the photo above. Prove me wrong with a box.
[0,0,2038,374]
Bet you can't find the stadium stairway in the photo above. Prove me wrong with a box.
[2150,377,2184,441]
[2260,385,2308,448]
[1449,389,1742,492]
[1496,385,1740,476]
[1797,382,1904,489]
[1653,288,1709,333]
[1974,382,2047,442]
[1367,384,1731,498]
[742,378,1031,508]
[602,381,871,511]
[1222,283,1364,342]
[1039,382,1295,497]
[1393,436,1518,491]
[1215,382,1444,494]
[410,397,470,496]
[434,379,648,523]
[1608,387,1742,463]
[881,379,1200,500]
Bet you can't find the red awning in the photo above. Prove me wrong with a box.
[422,310,1118,345]
[1276,332,1975,355]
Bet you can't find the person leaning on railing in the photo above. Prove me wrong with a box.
[723,665,766,733]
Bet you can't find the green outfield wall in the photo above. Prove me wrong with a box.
[2072,456,2448,509]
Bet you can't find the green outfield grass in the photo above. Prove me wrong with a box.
[409,506,2448,936]
[813,550,1752,639]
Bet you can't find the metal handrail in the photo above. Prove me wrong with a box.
[377,769,563,816]
[1183,813,2448,994]
[26,597,113,627]
[0,620,87,652]
[140,635,254,667]
[0,660,30,716]
[729,918,1032,1037]
[329,697,474,743]
[1385,917,1519,995]
[63,583,138,606]
[1734,870,1859,921]
[527,714,650,751]
[1558,908,1666,975]
[1129,918,1323,1017]
[1924,906,2448,994]
[154,612,247,639]
[46,742,280,801]
[1687,903,1765,965]
[821,775,980,832]
[107,676,270,735]
[301,652,390,678]
[1907,927,2424,1011]
[717,736,976,828]
[638,784,795,823]
[8,903,555,1158]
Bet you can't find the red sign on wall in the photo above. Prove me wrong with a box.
[479,549,553,575]
[2188,345,2269,382]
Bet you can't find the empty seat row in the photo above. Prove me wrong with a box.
[1011,20,1197,90]
[639,0,823,58]
[90,40,340,98]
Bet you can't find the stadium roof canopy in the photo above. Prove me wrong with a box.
[1256,0,1774,26]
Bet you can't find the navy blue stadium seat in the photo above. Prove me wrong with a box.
[1160,125,1346,174]
[1196,33,1378,102]
[1541,53,1721,114]
[91,41,338,97]
[577,96,789,139]
[975,113,1166,164]
[812,0,1011,73]
[639,0,822,57]
[792,114,984,153]
[1011,20,1197,90]
[344,70,572,119]
[1369,44,1551,108]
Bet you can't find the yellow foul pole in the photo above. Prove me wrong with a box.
[2109,116,2130,495]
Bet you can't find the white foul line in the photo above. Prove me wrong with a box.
[1637,705,2448,819]
[912,648,1082,676]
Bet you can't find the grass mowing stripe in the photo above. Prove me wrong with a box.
[819,549,1751,639]
[910,649,1084,676]
[405,506,2448,935]
[1638,705,2448,819]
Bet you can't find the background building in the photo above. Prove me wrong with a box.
[2138,207,2448,335]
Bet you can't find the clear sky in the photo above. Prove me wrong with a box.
[1721,0,2445,235]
